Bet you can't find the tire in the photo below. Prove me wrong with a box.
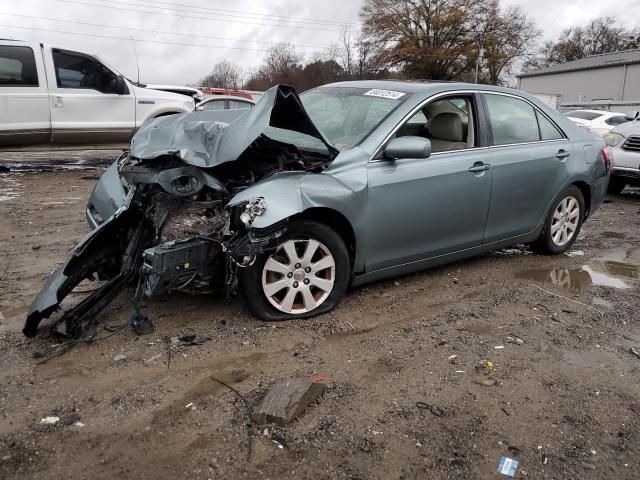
[240,219,350,321]
[607,177,626,195]
[532,186,585,255]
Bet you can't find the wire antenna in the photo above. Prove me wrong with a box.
[130,37,140,84]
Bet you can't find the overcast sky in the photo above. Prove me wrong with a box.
[2,0,640,85]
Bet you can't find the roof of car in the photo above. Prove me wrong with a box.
[318,80,522,95]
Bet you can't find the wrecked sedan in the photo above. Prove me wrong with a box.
[24,81,609,337]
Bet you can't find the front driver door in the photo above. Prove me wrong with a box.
[364,94,493,272]
[44,47,135,145]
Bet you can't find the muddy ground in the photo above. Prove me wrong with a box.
[0,166,639,480]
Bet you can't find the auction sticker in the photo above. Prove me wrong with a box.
[363,89,406,100]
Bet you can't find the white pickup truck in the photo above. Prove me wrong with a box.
[0,40,194,149]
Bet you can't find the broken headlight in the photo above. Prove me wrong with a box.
[170,175,201,197]
[239,197,267,228]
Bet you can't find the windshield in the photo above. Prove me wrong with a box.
[565,110,603,121]
[264,86,410,152]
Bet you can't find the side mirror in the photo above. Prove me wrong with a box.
[384,136,432,160]
[115,75,128,95]
[625,111,639,121]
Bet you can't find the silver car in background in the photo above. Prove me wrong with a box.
[24,81,609,338]
[604,114,640,193]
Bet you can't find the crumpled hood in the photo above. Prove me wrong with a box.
[131,84,337,167]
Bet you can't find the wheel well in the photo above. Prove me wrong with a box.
[572,181,592,217]
[296,208,356,263]
[154,111,181,118]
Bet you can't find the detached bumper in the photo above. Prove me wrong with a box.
[24,188,137,338]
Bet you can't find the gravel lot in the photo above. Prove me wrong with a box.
[0,165,639,480]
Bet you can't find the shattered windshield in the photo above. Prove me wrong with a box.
[265,86,410,151]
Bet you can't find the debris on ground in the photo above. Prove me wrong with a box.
[497,456,519,477]
[252,377,326,426]
[39,416,60,425]
[415,402,445,417]
[474,377,496,387]
[113,354,127,363]
[630,401,640,415]
[59,413,80,426]
[630,347,640,360]
[170,335,210,346]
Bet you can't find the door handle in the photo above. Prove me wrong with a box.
[468,162,491,173]
[555,149,571,159]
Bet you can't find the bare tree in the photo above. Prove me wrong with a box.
[199,61,245,89]
[360,0,538,84]
[526,17,640,70]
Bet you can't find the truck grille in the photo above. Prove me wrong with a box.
[622,135,640,152]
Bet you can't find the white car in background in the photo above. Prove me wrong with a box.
[564,109,628,136]
[604,112,640,194]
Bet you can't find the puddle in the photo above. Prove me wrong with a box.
[563,350,627,370]
[592,297,613,309]
[0,173,23,202]
[0,305,28,333]
[516,246,639,292]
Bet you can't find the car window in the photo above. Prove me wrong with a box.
[228,100,252,110]
[564,110,602,121]
[396,96,475,153]
[536,111,564,140]
[200,100,227,111]
[52,50,119,93]
[605,116,627,126]
[485,94,540,145]
[0,46,38,86]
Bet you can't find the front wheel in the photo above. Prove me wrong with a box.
[240,220,350,321]
[532,186,585,255]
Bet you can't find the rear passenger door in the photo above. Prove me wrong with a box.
[482,93,571,243]
[0,43,51,147]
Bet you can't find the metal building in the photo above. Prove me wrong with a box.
[517,49,640,109]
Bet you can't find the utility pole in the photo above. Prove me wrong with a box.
[475,47,485,84]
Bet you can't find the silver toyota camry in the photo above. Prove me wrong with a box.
[24,81,609,337]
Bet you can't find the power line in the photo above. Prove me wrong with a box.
[57,0,347,32]
[0,23,320,54]
[0,12,331,50]
[116,0,355,28]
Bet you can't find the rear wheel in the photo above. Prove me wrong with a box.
[240,220,350,321]
[607,177,627,194]
[532,186,584,255]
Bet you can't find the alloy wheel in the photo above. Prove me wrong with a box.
[261,239,336,314]
[551,196,580,247]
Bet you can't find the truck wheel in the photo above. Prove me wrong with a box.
[532,186,585,255]
[240,220,350,321]
[607,178,626,194]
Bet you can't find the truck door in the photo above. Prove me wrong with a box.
[43,46,135,145]
[0,42,51,147]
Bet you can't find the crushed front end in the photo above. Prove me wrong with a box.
[24,85,335,338]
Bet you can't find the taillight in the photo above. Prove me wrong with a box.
[601,146,612,170]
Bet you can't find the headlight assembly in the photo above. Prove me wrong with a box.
[604,132,625,147]
[169,175,200,197]
[239,197,267,228]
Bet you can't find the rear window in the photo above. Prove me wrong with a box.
[0,46,39,86]
[565,110,602,121]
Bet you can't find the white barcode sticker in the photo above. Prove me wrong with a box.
[363,89,406,100]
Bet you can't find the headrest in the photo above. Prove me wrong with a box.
[429,112,464,142]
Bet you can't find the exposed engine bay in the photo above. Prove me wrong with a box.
[23,85,337,338]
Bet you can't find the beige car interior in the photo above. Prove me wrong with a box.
[397,96,475,153]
